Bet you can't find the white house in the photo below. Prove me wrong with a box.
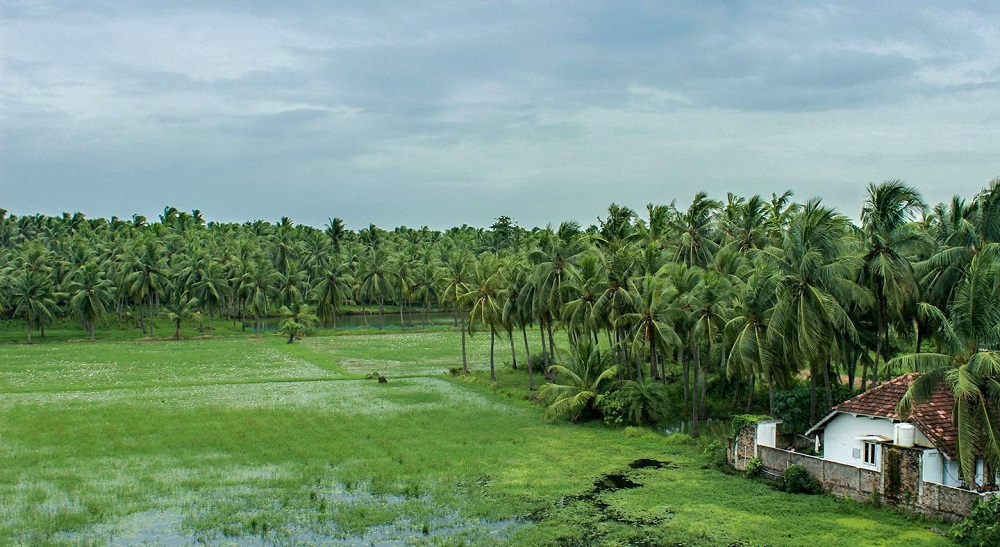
[805,373,968,488]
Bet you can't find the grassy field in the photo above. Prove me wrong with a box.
[0,330,952,545]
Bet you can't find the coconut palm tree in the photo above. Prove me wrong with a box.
[360,247,394,330]
[193,261,230,333]
[66,259,114,340]
[895,250,1000,488]
[462,255,503,381]
[10,270,60,343]
[673,191,722,268]
[764,200,869,422]
[312,259,353,328]
[278,300,319,343]
[124,237,166,339]
[725,263,781,413]
[242,258,279,333]
[618,275,681,383]
[686,267,731,437]
[859,180,928,384]
[411,260,443,327]
[441,250,472,372]
[561,253,606,347]
[160,287,200,340]
[540,339,619,422]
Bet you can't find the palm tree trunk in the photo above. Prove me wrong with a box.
[873,326,882,385]
[521,324,531,363]
[860,354,869,392]
[692,340,701,438]
[489,326,496,382]
[700,340,710,417]
[649,330,660,381]
[461,317,468,373]
[546,319,557,370]
[809,365,818,425]
[149,294,155,339]
[823,358,833,409]
[680,345,688,406]
[527,325,536,391]
[539,322,548,371]
[745,376,755,413]
[508,332,517,370]
[378,298,384,331]
[399,287,405,330]
[767,367,775,415]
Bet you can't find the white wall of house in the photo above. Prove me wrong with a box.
[821,414,896,470]
[923,449,964,487]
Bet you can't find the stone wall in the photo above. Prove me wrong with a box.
[728,425,757,472]
[728,424,995,521]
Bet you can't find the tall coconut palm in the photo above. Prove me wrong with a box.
[67,259,114,340]
[411,260,443,327]
[193,261,230,333]
[441,251,472,372]
[124,238,166,339]
[530,222,585,368]
[312,259,353,328]
[764,200,869,422]
[325,217,347,253]
[859,180,928,384]
[160,287,200,340]
[242,258,279,333]
[360,247,393,330]
[11,271,60,343]
[561,253,606,346]
[686,268,731,437]
[895,250,1000,488]
[673,191,722,268]
[618,275,681,383]
[725,263,781,413]
[462,255,503,381]
[920,179,1000,315]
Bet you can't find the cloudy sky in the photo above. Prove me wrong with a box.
[2,1,999,230]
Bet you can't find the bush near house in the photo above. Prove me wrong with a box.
[782,464,823,494]
[952,496,1000,546]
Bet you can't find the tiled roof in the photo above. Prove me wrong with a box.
[816,373,957,460]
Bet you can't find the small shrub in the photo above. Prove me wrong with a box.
[526,353,548,373]
[704,440,728,470]
[622,426,647,437]
[782,464,822,494]
[952,495,1000,545]
[598,390,627,427]
[663,433,696,446]
[745,457,763,478]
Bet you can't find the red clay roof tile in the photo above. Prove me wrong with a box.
[832,373,957,460]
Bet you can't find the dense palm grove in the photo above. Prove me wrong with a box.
[2,180,999,484]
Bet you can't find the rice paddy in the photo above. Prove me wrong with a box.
[0,331,951,545]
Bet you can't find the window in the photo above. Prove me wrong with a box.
[863,442,877,465]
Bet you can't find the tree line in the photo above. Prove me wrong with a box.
[1,180,998,483]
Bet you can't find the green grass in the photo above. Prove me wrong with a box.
[0,332,951,545]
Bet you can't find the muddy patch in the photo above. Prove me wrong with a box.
[542,458,676,533]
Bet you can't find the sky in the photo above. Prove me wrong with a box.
[2,1,999,230]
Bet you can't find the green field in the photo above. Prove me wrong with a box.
[0,331,951,545]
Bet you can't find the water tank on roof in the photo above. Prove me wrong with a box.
[894,423,915,447]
